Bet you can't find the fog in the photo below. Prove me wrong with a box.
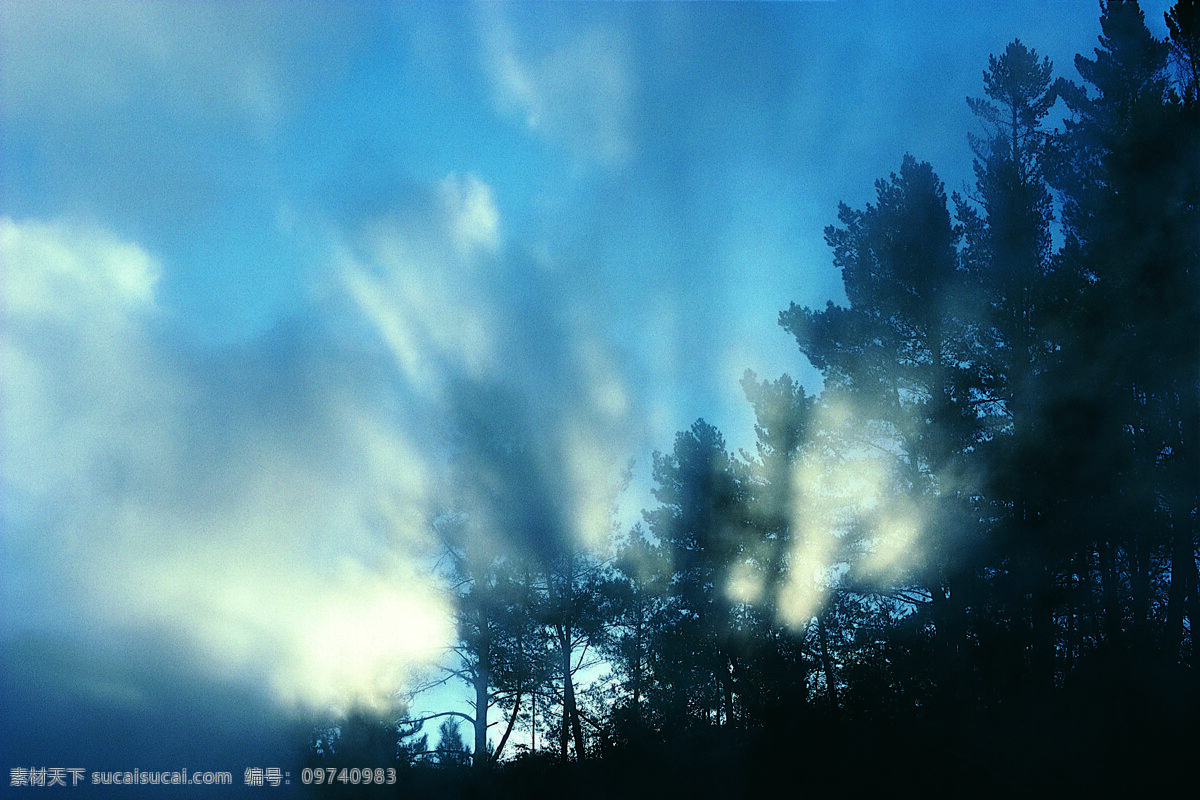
[0,0,1185,793]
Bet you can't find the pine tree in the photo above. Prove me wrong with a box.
[642,420,750,729]
[1054,0,1187,663]
[960,38,1067,691]
[434,719,471,767]
[781,155,986,705]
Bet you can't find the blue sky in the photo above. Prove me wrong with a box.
[0,0,1178,780]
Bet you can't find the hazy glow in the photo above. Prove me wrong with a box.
[778,450,839,628]
[344,263,448,399]
[118,550,454,716]
[1,218,158,313]
[277,571,453,714]
[775,398,928,627]
[725,559,766,605]
[561,421,627,551]
[860,505,924,583]
[576,335,631,422]
[0,217,179,527]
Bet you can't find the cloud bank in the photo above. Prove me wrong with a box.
[1,215,453,715]
[0,167,641,722]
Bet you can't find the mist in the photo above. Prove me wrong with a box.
[2,1,1195,796]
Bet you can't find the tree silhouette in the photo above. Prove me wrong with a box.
[958,37,1069,692]
[428,510,532,770]
[781,154,988,706]
[434,719,471,767]
[735,370,819,715]
[1051,0,1198,673]
[642,420,751,729]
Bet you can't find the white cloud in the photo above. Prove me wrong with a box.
[342,174,507,398]
[0,216,159,319]
[338,174,640,557]
[0,216,453,715]
[1,173,645,717]
[0,217,173,514]
[480,9,635,166]
[440,172,502,257]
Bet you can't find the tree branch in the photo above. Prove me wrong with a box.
[405,710,476,727]
[490,689,523,765]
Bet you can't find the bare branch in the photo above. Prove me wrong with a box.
[490,689,523,765]
[405,710,476,727]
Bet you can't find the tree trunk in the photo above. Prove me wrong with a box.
[1181,544,1200,670]
[1074,549,1090,661]
[1128,501,1151,651]
[473,618,490,770]
[490,690,521,765]
[1166,445,1198,662]
[559,623,586,761]
[1165,523,1188,659]
[631,599,644,715]
[1099,537,1122,647]
[817,609,838,709]
[1030,561,1056,692]
[722,664,734,726]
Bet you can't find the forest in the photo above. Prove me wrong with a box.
[304,3,1198,795]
